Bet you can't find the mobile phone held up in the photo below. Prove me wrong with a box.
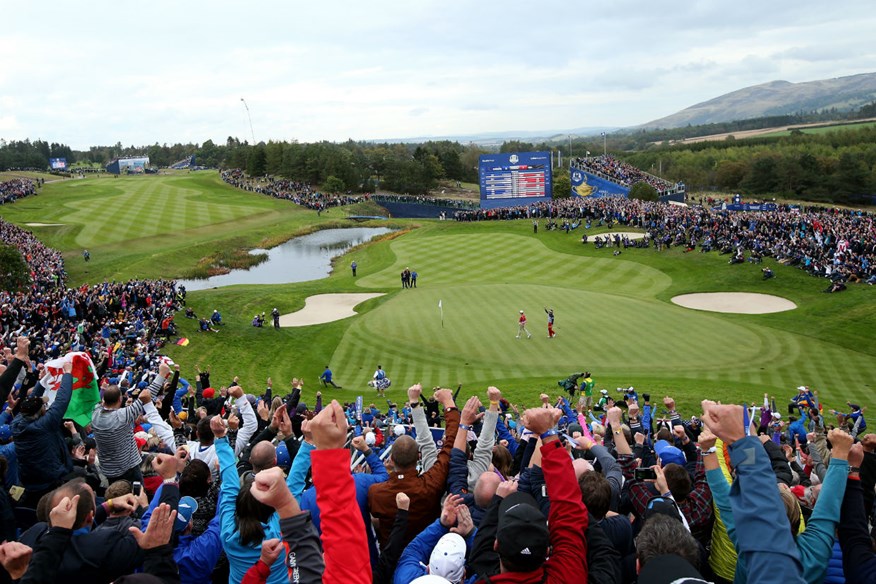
[132,481,142,497]
[634,467,657,481]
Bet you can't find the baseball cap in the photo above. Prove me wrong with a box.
[496,492,549,571]
[393,425,405,437]
[175,496,199,532]
[654,440,686,467]
[364,432,376,446]
[519,310,524,314]
[428,533,466,583]
[410,576,451,584]
[644,496,685,525]
[637,554,708,584]
[202,388,215,399]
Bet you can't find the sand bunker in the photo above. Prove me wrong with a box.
[671,292,796,314]
[25,222,65,227]
[592,231,646,240]
[279,293,385,327]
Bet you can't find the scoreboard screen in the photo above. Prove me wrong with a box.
[478,151,552,209]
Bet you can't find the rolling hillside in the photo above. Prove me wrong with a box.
[641,72,876,129]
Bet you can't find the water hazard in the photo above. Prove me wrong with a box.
[178,227,392,291]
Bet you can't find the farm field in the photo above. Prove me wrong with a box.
[2,172,874,413]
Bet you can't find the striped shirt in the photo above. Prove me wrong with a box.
[91,373,166,478]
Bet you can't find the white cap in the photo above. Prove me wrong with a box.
[393,425,405,437]
[428,533,466,583]
[410,576,451,584]
[364,432,376,446]
[519,310,524,314]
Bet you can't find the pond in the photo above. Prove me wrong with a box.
[177,227,393,291]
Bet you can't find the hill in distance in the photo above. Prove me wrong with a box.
[640,72,876,129]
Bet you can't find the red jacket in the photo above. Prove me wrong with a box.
[477,439,589,583]
[312,448,371,584]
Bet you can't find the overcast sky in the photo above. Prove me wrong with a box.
[2,0,874,149]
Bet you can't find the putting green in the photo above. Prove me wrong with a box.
[355,233,672,298]
[329,231,876,406]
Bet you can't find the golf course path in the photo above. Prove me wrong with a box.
[25,222,65,227]
[279,293,385,327]
[671,292,796,314]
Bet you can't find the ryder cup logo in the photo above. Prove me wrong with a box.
[509,154,519,164]
[572,172,582,182]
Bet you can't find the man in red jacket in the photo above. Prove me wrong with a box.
[474,406,589,583]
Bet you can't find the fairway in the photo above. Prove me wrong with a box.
[2,172,875,412]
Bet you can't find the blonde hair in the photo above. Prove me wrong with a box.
[779,488,801,535]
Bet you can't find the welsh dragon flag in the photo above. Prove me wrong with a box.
[39,352,101,426]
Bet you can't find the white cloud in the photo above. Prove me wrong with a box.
[1,0,874,147]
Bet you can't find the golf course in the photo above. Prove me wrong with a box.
[3,171,874,412]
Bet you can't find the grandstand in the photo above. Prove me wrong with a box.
[105,156,150,175]
[570,155,686,202]
[170,155,196,170]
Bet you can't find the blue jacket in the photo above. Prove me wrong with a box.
[797,458,848,583]
[0,443,18,489]
[175,515,223,584]
[495,418,518,456]
[824,540,845,584]
[12,373,73,491]
[294,442,388,564]
[728,436,805,584]
[788,417,809,445]
[708,454,848,584]
[393,518,476,584]
[172,379,190,414]
[216,437,288,584]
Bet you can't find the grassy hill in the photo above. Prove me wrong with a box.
[2,172,874,414]
[641,72,876,129]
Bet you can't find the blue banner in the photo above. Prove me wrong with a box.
[570,168,629,198]
[49,158,67,170]
[356,395,363,421]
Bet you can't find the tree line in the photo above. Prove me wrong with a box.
[3,100,874,200]
[624,125,876,203]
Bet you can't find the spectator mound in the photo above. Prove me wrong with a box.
[279,293,385,327]
[671,292,796,314]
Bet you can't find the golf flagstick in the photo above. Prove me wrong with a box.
[438,299,444,328]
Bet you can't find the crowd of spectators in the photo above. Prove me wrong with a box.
[0,218,182,404]
[221,170,360,212]
[0,179,37,205]
[0,171,873,582]
[221,171,480,213]
[0,340,873,584]
[453,196,876,286]
[572,155,679,194]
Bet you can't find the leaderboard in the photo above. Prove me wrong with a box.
[478,152,553,207]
